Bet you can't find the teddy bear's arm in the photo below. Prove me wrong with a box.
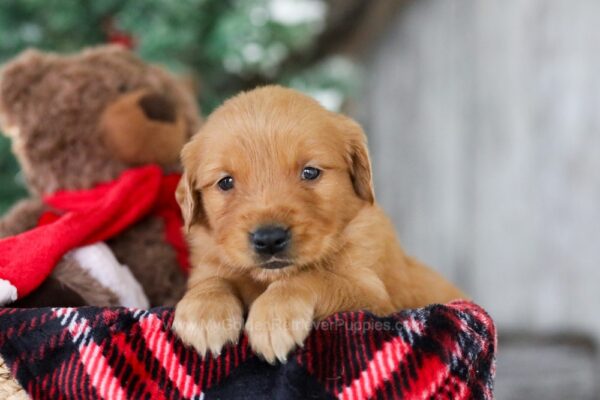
[0,198,124,307]
[0,198,82,306]
[0,198,45,238]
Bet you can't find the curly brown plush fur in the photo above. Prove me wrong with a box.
[0,45,200,307]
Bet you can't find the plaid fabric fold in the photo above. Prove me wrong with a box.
[0,301,495,399]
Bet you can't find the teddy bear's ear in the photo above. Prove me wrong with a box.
[79,44,132,61]
[0,49,55,129]
[79,45,145,72]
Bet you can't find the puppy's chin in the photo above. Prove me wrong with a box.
[212,248,295,279]
[231,253,299,279]
[249,264,299,283]
[259,259,293,270]
[216,253,304,283]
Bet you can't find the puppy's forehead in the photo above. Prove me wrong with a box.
[198,88,347,171]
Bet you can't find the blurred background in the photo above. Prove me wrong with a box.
[1,1,599,398]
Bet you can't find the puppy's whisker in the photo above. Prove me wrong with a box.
[281,208,293,221]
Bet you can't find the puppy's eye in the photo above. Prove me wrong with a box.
[217,176,234,191]
[117,83,129,93]
[301,166,321,181]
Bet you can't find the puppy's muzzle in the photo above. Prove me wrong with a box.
[250,226,290,258]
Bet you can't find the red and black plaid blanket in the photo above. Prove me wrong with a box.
[0,301,495,399]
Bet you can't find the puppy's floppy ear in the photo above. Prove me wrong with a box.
[177,141,207,232]
[176,172,205,233]
[337,114,375,204]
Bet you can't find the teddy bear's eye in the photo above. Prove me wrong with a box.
[117,83,129,93]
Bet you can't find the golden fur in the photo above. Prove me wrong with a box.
[173,86,465,363]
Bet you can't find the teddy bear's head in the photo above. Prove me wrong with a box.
[0,45,200,195]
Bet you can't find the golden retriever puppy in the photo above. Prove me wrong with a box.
[173,86,465,363]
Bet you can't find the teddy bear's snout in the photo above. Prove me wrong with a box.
[138,93,176,123]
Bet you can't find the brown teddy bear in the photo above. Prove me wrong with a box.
[0,45,200,307]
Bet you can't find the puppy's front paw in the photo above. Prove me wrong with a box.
[245,292,314,364]
[173,294,243,358]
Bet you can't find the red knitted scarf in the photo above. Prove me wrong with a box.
[0,165,189,302]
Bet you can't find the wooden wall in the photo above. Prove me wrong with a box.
[363,0,600,339]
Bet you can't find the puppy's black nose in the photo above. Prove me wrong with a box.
[250,226,290,255]
[138,93,176,123]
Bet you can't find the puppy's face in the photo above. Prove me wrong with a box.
[179,86,374,280]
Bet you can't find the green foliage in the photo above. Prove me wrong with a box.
[0,134,27,215]
[0,0,361,213]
